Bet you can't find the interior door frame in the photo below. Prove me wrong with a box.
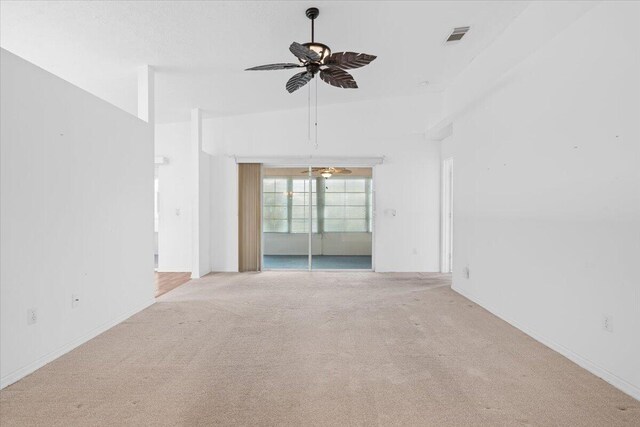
[441,157,453,273]
[260,162,376,272]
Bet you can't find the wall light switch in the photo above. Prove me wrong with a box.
[72,294,80,309]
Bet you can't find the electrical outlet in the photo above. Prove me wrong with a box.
[27,308,37,325]
[72,294,80,309]
[603,315,613,332]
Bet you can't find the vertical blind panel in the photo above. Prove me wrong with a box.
[238,163,262,272]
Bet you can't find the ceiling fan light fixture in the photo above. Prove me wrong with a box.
[321,171,332,178]
[302,42,332,62]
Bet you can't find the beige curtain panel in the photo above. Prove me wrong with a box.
[238,163,262,272]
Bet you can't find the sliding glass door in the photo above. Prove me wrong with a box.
[262,167,311,269]
[262,166,373,271]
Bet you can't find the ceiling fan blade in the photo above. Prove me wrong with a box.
[324,52,377,70]
[319,68,358,89]
[245,63,303,71]
[290,42,320,62]
[286,71,313,93]
[331,168,352,174]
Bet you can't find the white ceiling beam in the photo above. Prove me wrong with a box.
[426,118,453,141]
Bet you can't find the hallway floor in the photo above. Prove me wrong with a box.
[1,272,637,426]
[154,271,191,297]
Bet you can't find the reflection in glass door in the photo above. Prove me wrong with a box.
[262,166,373,271]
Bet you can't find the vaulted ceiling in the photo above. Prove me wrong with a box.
[0,1,528,123]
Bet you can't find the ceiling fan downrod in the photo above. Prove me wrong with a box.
[306,7,319,43]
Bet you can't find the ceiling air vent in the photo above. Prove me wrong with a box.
[445,26,470,43]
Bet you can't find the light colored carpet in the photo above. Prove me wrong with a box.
[1,272,638,426]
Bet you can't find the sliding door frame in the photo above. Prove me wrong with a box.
[260,161,378,272]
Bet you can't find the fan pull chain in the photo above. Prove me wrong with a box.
[314,78,318,150]
[307,83,311,141]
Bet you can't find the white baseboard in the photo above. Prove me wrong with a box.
[0,298,156,390]
[452,285,640,401]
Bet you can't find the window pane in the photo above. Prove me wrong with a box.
[325,179,345,192]
[292,179,306,192]
[291,193,306,205]
[346,179,366,192]
[292,193,317,206]
[264,206,288,220]
[263,179,275,193]
[324,206,345,218]
[275,179,287,192]
[292,206,307,219]
[345,206,366,218]
[345,193,366,205]
[263,193,275,205]
[264,219,288,233]
[263,175,371,234]
[274,192,288,206]
[325,193,346,205]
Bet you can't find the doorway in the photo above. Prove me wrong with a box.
[154,166,160,270]
[261,166,374,271]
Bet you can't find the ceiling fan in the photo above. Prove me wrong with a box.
[302,167,352,179]
[246,7,377,93]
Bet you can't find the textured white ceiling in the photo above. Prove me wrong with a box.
[0,1,527,123]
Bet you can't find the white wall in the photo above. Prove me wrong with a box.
[209,153,238,272]
[155,93,442,272]
[442,2,640,399]
[0,49,155,388]
[155,122,192,272]
[204,94,442,272]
